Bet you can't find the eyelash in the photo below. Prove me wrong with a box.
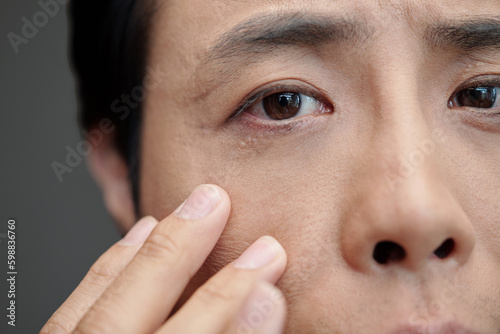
[458,78,500,91]
[229,84,333,123]
[450,77,500,114]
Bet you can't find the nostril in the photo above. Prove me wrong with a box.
[434,238,455,259]
[373,241,406,264]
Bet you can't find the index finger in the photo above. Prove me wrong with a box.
[75,184,230,334]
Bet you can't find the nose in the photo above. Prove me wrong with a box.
[340,101,475,273]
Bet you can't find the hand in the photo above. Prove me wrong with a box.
[41,184,287,334]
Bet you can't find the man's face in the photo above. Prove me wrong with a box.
[137,0,500,332]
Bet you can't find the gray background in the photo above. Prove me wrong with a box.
[1,2,121,332]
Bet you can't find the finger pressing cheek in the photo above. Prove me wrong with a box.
[159,236,288,334]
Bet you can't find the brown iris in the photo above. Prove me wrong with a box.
[455,87,497,108]
[262,92,301,120]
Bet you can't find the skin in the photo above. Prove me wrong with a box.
[43,0,500,333]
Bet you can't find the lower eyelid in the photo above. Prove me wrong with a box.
[237,110,329,134]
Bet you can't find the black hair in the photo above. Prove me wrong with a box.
[69,0,155,215]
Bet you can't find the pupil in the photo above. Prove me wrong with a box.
[279,95,289,107]
[457,87,497,108]
[263,93,301,120]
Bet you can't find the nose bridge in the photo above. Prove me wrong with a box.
[375,87,443,202]
[369,66,445,212]
[340,71,475,272]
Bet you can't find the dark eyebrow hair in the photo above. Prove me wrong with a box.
[425,18,500,51]
[207,14,500,64]
[206,13,371,63]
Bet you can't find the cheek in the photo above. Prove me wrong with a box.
[140,105,334,228]
[139,107,355,316]
[434,132,500,260]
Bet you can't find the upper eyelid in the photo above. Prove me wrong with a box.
[454,75,500,91]
[461,81,500,90]
[246,85,324,105]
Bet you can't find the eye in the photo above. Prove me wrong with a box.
[245,91,332,121]
[450,85,499,110]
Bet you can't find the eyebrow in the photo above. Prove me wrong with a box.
[425,18,500,51]
[206,13,371,63]
[206,13,500,63]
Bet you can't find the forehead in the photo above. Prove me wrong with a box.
[150,0,500,28]
[147,0,500,58]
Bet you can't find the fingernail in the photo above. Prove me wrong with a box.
[233,236,281,269]
[237,282,286,334]
[174,185,221,220]
[118,216,157,246]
